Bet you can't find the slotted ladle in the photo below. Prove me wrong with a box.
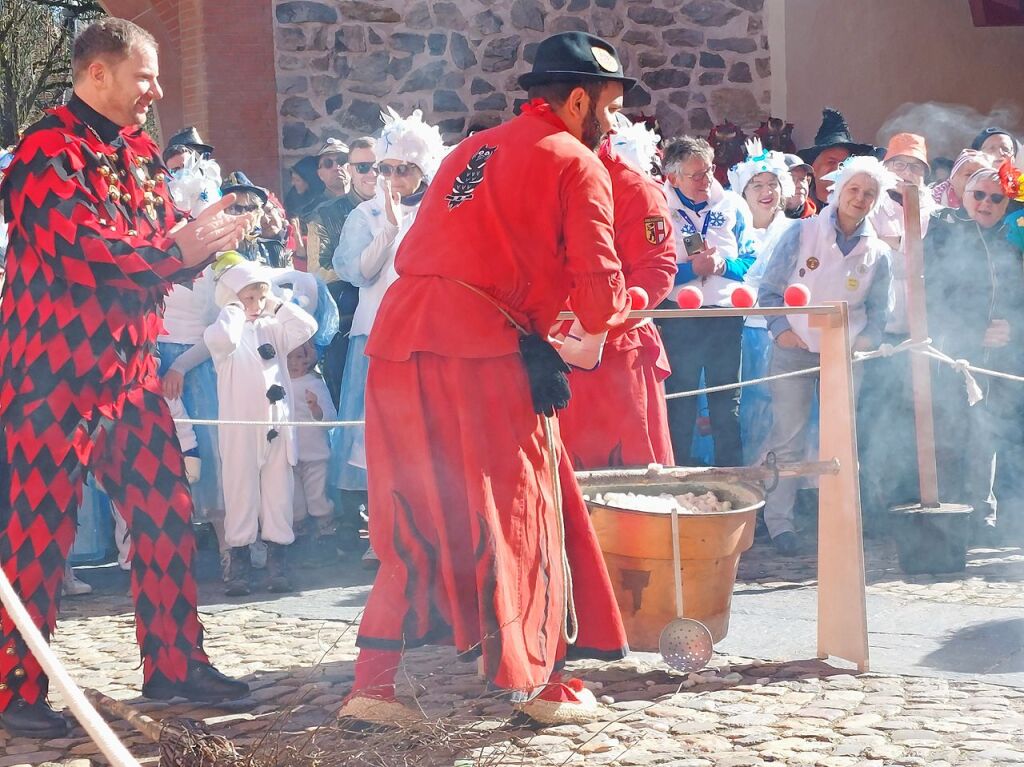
[658,503,714,672]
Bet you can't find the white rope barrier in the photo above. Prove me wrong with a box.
[170,340,1008,427]
[176,417,364,427]
[663,337,931,402]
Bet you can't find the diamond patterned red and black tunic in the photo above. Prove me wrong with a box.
[0,96,210,709]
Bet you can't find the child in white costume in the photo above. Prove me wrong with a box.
[287,341,338,562]
[205,260,317,596]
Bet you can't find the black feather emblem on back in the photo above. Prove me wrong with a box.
[445,145,497,211]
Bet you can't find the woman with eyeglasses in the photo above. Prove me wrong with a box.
[329,109,446,566]
[926,167,1024,543]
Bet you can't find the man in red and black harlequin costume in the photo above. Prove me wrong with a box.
[339,32,641,728]
[0,18,250,738]
[558,121,678,469]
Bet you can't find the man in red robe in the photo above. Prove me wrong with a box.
[0,19,248,737]
[558,125,677,469]
[340,32,640,726]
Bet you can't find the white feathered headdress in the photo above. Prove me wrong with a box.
[608,113,661,177]
[375,107,447,180]
[822,155,900,215]
[168,152,223,216]
[727,138,795,200]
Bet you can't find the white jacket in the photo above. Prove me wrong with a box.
[332,189,422,337]
[205,302,317,468]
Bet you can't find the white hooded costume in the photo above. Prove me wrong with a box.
[205,261,317,547]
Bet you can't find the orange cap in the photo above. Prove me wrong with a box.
[883,133,929,169]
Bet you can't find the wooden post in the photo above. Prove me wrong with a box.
[901,184,941,507]
[810,302,870,672]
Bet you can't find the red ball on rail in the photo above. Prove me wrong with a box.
[730,285,756,308]
[627,286,650,311]
[784,283,811,307]
[676,286,704,310]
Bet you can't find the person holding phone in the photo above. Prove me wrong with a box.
[660,136,757,468]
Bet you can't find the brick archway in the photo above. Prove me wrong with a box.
[99,0,282,194]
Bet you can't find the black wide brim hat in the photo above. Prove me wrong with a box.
[518,32,636,91]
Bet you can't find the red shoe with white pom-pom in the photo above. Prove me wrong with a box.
[517,677,602,724]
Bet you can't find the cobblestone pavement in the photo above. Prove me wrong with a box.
[3,530,1024,766]
[740,533,1024,609]
[2,589,1023,764]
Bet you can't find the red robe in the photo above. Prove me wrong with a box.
[358,105,632,696]
[559,143,677,469]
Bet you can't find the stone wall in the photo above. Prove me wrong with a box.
[272,0,771,175]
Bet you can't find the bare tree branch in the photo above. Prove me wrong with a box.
[0,0,103,144]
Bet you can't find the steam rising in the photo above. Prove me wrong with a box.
[876,101,1022,162]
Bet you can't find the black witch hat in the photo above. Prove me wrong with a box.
[798,108,875,165]
[165,125,214,156]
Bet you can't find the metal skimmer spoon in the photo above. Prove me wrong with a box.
[658,502,714,672]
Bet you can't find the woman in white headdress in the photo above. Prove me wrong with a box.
[727,139,797,465]
[757,156,898,555]
[329,109,446,557]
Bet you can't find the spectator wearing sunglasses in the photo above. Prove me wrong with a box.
[330,108,446,567]
[221,171,289,269]
[926,166,1024,543]
[346,137,379,201]
[307,138,372,416]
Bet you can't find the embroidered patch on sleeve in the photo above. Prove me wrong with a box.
[644,215,668,245]
[445,145,497,210]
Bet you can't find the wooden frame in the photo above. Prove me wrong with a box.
[810,303,870,672]
[563,304,872,671]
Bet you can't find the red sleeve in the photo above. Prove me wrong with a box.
[615,174,677,308]
[559,152,630,334]
[4,134,185,294]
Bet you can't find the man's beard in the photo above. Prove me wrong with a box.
[581,103,604,151]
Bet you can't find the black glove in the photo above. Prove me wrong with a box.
[519,332,571,418]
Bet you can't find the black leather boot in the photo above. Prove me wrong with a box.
[224,546,251,597]
[265,542,292,593]
[0,698,68,739]
[142,661,250,703]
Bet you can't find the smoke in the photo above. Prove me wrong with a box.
[876,101,1023,162]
